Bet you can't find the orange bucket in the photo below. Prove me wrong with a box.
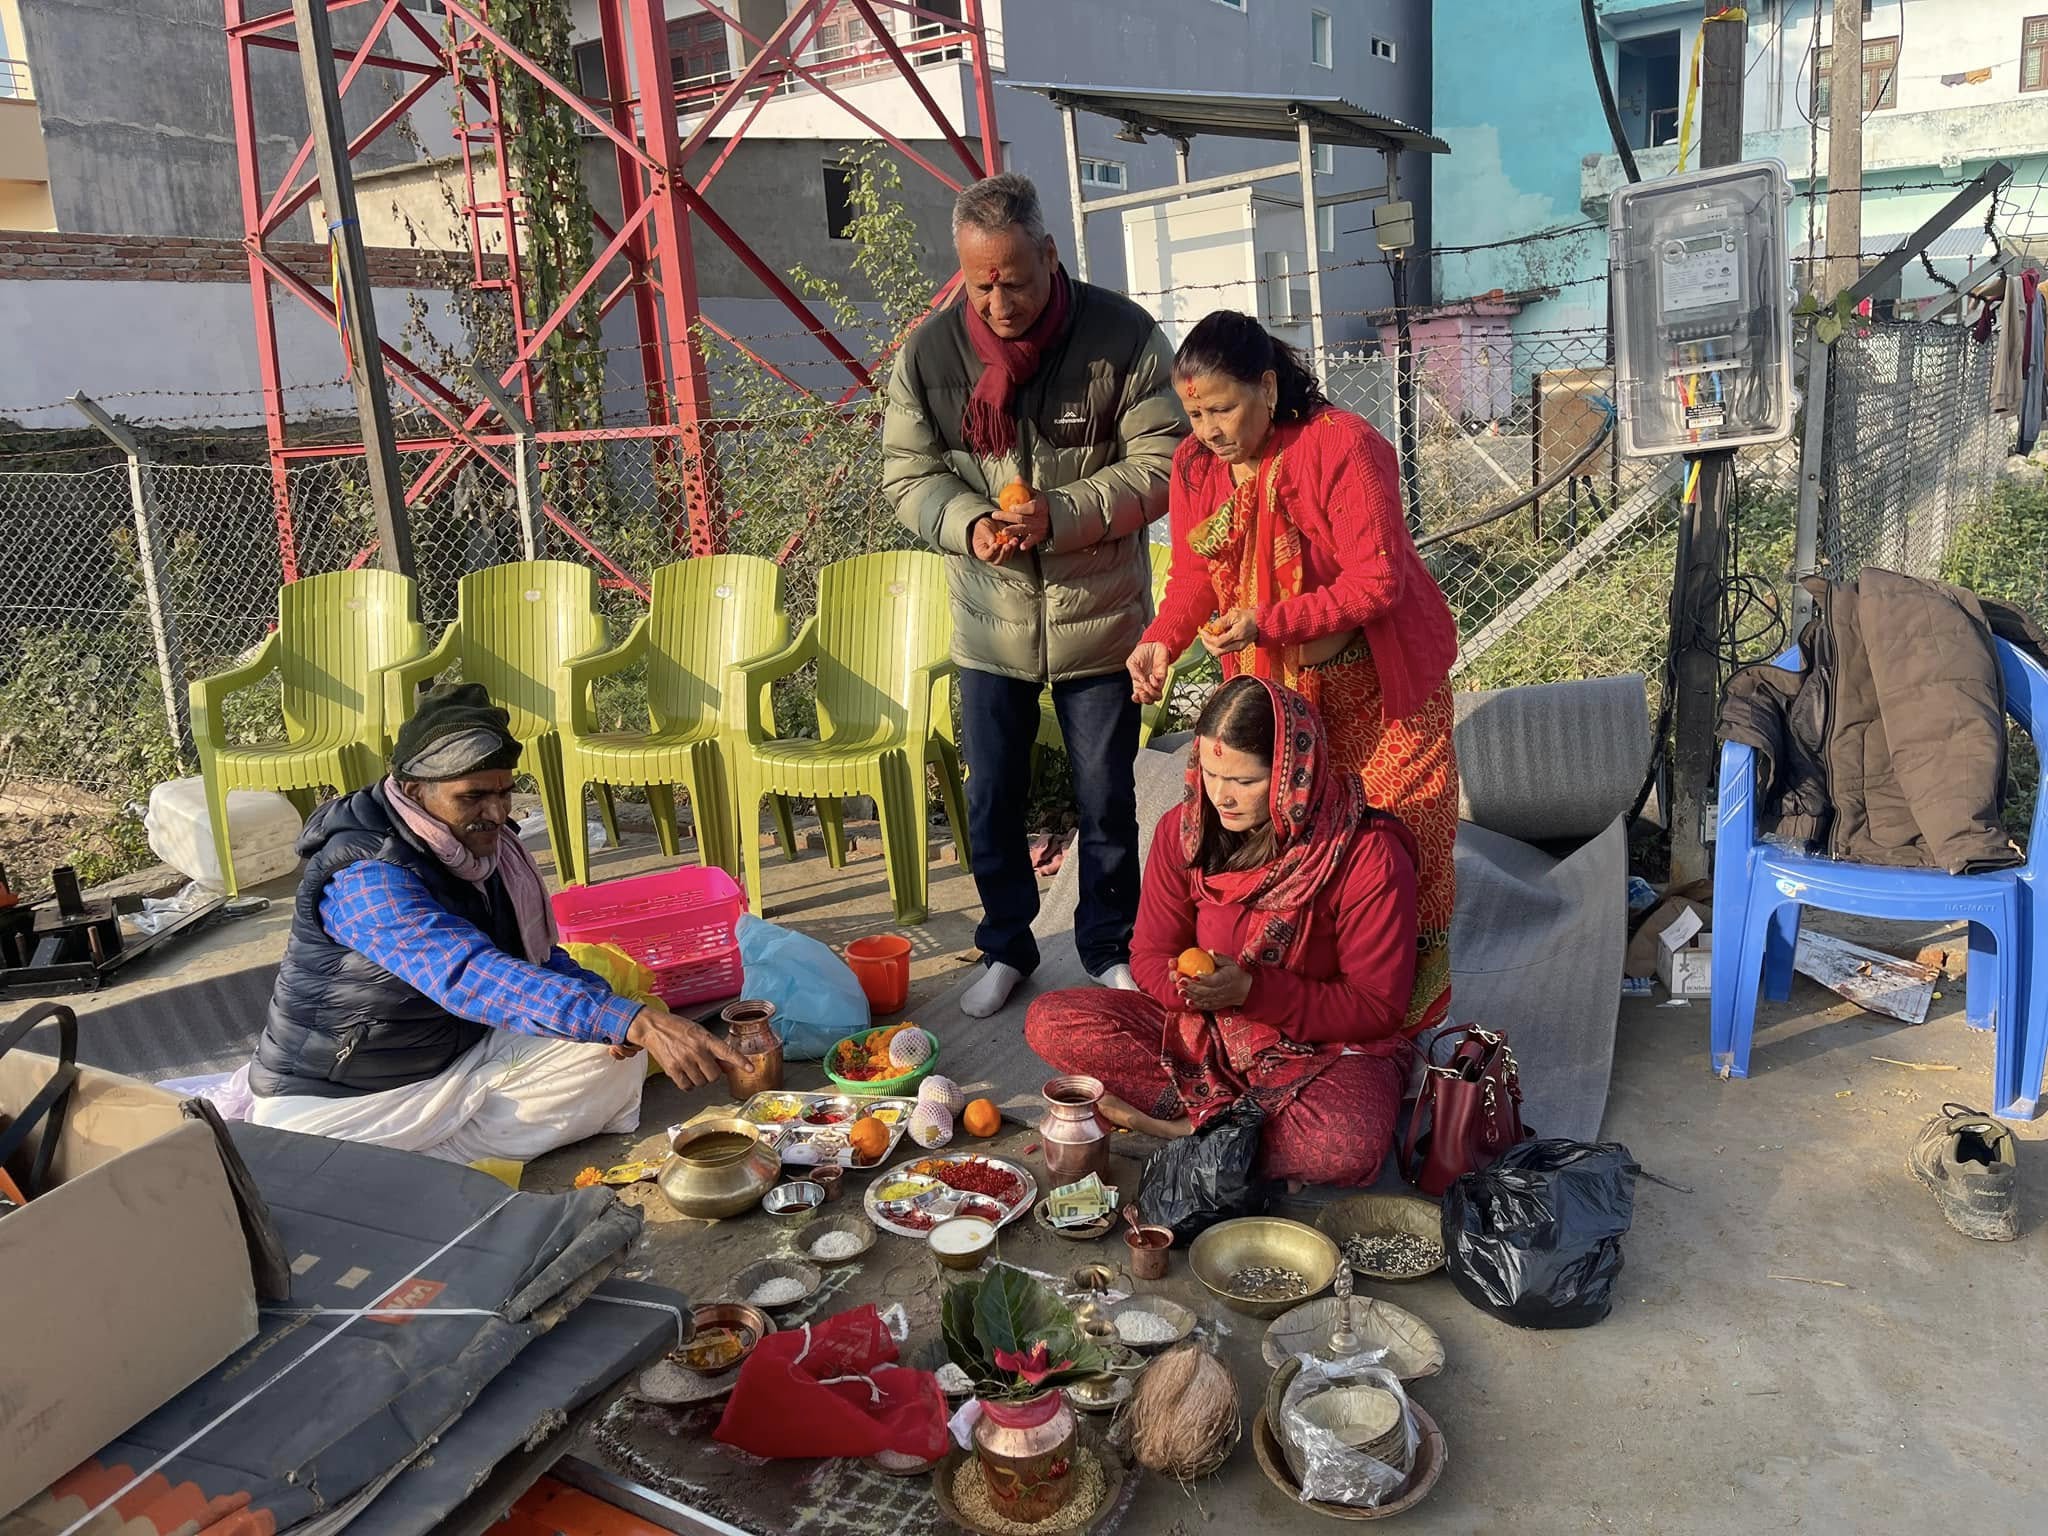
[844,934,912,1014]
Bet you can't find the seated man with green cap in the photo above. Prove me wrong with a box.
[244,682,741,1163]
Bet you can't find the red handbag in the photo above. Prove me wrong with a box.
[1401,1025,1530,1198]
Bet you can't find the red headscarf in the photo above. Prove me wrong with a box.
[961,266,1074,459]
[1178,676,1366,973]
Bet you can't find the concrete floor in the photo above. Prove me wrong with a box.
[535,829,2048,1536]
[35,817,2048,1533]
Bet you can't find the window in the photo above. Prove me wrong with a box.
[667,14,729,87]
[1311,11,1332,68]
[824,164,857,240]
[1078,157,1127,191]
[571,39,608,102]
[1616,30,1682,149]
[1210,0,1247,10]
[1316,204,1336,253]
[1814,35,1900,116]
[1312,142,1334,176]
[1370,35,1397,63]
[2025,16,2048,94]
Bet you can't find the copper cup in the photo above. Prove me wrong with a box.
[813,1164,845,1203]
[1126,1223,1172,1281]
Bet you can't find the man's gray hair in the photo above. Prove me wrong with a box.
[952,172,1047,244]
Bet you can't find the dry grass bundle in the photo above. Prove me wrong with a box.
[1126,1343,1241,1481]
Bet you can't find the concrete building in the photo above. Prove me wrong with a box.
[564,0,1434,348]
[1434,0,2048,341]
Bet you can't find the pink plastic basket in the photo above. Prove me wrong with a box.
[552,866,745,1009]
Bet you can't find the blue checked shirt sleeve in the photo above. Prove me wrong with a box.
[320,862,643,1044]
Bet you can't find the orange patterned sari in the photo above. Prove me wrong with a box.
[1189,451,1457,1034]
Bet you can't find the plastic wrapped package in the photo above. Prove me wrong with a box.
[1278,1354,1416,1508]
[562,942,661,1007]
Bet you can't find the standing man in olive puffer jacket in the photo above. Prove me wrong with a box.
[885,172,1187,1018]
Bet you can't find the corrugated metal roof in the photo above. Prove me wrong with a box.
[1791,226,1997,262]
[1000,83,1449,155]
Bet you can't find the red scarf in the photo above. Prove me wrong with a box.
[961,266,1074,459]
[1179,677,1366,975]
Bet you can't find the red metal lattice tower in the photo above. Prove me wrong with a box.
[223,0,1002,580]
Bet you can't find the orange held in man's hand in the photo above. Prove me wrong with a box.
[1176,948,1219,978]
[998,480,1033,512]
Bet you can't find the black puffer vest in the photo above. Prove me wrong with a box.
[250,784,518,1099]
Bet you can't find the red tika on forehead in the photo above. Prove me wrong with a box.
[1210,738,1225,756]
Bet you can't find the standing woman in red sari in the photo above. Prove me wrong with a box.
[1126,310,1460,1034]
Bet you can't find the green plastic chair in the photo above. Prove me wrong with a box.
[1036,541,1196,753]
[557,555,797,886]
[725,550,969,925]
[189,568,427,897]
[387,560,610,886]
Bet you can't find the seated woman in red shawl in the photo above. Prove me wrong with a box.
[1024,674,1418,1187]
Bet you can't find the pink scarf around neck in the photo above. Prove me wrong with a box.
[384,776,557,964]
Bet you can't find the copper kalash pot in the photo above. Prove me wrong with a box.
[1037,1074,1110,1184]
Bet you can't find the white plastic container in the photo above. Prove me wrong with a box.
[144,778,304,892]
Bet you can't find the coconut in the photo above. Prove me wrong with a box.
[908,1101,954,1149]
[918,1074,966,1114]
[887,1027,934,1070]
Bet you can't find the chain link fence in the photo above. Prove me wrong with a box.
[1819,319,2008,583]
[0,317,2015,885]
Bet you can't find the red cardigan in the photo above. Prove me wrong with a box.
[1144,408,1459,724]
[1130,804,1419,1048]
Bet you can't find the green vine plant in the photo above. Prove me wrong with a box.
[696,145,935,623]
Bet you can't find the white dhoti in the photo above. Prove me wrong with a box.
[247,1029,646,1165]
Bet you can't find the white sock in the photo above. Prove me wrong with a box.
[1090,963,1140,992]
[961,961,1024,1019]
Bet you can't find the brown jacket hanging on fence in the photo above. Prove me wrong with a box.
[1719,568,2043,873]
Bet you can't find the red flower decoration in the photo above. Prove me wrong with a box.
[993,1341,1071,1386]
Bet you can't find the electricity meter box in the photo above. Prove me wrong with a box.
[1609,160,1795,459]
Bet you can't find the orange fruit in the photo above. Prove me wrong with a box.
[962,1098,1002,1138]
[1177,948,1218,978]
[998,480,1033,511]
[848,1116,891,1164]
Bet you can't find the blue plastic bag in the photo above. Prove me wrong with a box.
[735,913,870,1059]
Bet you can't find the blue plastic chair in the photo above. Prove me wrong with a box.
[1710,639,2048,1119]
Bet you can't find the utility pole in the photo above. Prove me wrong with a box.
[1823,0,1864,300]
[1667,3,1747,889]
[290,0,414,582]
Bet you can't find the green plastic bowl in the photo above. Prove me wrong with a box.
[823,1026,940,1098]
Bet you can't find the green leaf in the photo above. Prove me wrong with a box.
[972,1264,1070,1358]
[1817,314,1844,345]
[942,1275,987,1375]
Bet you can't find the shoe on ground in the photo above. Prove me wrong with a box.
[1089,962,1140,992]
[1907,1102,2018,1242]
[961,961,1024,1019]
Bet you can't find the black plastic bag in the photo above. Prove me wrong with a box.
[1441,1138,1641,1329]
[1138,1098,1273,1244]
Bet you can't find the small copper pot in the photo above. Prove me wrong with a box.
[721,999,784,1099]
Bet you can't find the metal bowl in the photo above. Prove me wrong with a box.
[927,1214,997,1270]
[1250,1403,1447,1521]
[1104,1295,1197,1353]
[1315,1193,1447,1283]
[659,1118,783,1220]
[1262,1297,1445,1382]
[762,1180,826,1225]
[794,1213,876,1267]
[1188,1217,1341,1318]
[672,1301,774,1378]
[1033,1196,1117,1242]
[727,1257,824,1313]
